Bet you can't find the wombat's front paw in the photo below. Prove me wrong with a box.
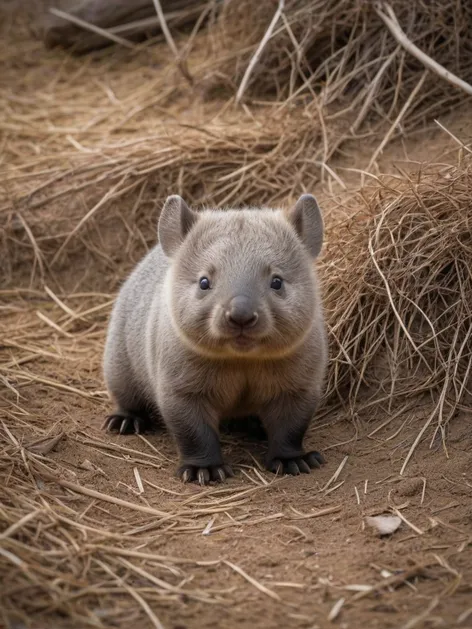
[102,411,149,435]
[178,463,234,486]
[266,451,325,475]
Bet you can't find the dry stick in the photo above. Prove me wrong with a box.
[434,120,472,155]
[235,0,285,105]
[375,1,472,97]
[328,597,345,622]
[320,456,348,492]
[95,559,165,629]
[50,176,127,266]
[399,598,439,629]
[44,285,78,319]
[33,462,173,519]
[15,213,46,279]
[349,47,400,135]
[400,385,446,476]
[96,546,204,565]
[224,560,280,601]
[0,509,42,541]
[6,369,103,400]
[367,71,427,171]
[35,310,73,338]
[48,8,135,49]
[391,507,424,535]
[152,0,193,85]
[351,564,427,601]
[367,208,430,370]
[289,505,342,520]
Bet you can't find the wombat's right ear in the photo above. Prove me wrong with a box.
[158,195,199,257]
[287,194,323,258]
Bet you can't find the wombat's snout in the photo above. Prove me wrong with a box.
[225,295,259,329]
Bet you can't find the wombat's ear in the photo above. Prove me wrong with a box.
[158,195,199,257]
[287,194,323,258]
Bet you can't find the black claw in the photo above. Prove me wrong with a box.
[181,468,193,483]
[104,415,122,432]
[268,459,283,475]
[287,460,300,475]
[305,451,325,468]
[223,465,235,478]
[178,464,233,485]
[298,458,311,474]
[198,468,210,486]
[211,466,226,483]
[266,450,325,476]
[119,418,131,434]
[103,411,149,435]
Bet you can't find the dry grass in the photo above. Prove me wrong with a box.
[203,0,472,110]
[323,158,472,450]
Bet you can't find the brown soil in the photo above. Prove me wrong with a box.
[1,5,472,629]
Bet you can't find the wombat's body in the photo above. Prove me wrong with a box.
[103,195,328,484]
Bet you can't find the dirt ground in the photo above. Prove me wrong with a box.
[1,5,472,629]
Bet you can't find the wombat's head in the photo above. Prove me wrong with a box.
[159,195,324,359]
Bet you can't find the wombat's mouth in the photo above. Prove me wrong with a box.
[228,334,258,352]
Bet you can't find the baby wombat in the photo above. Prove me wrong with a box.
[103,194,327,484]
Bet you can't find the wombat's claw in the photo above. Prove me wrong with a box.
[102,412,146,435]
[266,450,325,476]
[178,464,234,485]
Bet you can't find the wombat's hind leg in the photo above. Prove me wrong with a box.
[102,409,150,435]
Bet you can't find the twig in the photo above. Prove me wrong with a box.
[224,560,280,601]
[96,559,165,629]
[367,71,427,170]
[328,597,345,622]
[375,2,472,96]
[434,120,472,155]
[320,456,348,492]
[235,0,285,104]
[289,505,342,520]
[351,565,427,601]
[49,8,135,49]
[391,507,424,535]
[152,0,193,85]
[399,597,439,629]
[0,509,42,540]
[33,461,173,519]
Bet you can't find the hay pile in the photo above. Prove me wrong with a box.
[323,158,472,456]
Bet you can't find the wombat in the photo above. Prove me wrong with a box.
[103,194,328,484]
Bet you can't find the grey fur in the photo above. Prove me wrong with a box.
[103,195,328,483]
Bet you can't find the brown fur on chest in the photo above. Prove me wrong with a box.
[168,356,305,415]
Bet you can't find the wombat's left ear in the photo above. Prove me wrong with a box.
[158,195,199,257]
[287,194,323,258]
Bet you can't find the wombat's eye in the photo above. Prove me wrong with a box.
[270,277,283,290]
[199,277,211,290]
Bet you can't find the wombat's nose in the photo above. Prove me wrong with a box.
[226,296,258,329]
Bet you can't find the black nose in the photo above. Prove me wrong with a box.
[226,296,258,329]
